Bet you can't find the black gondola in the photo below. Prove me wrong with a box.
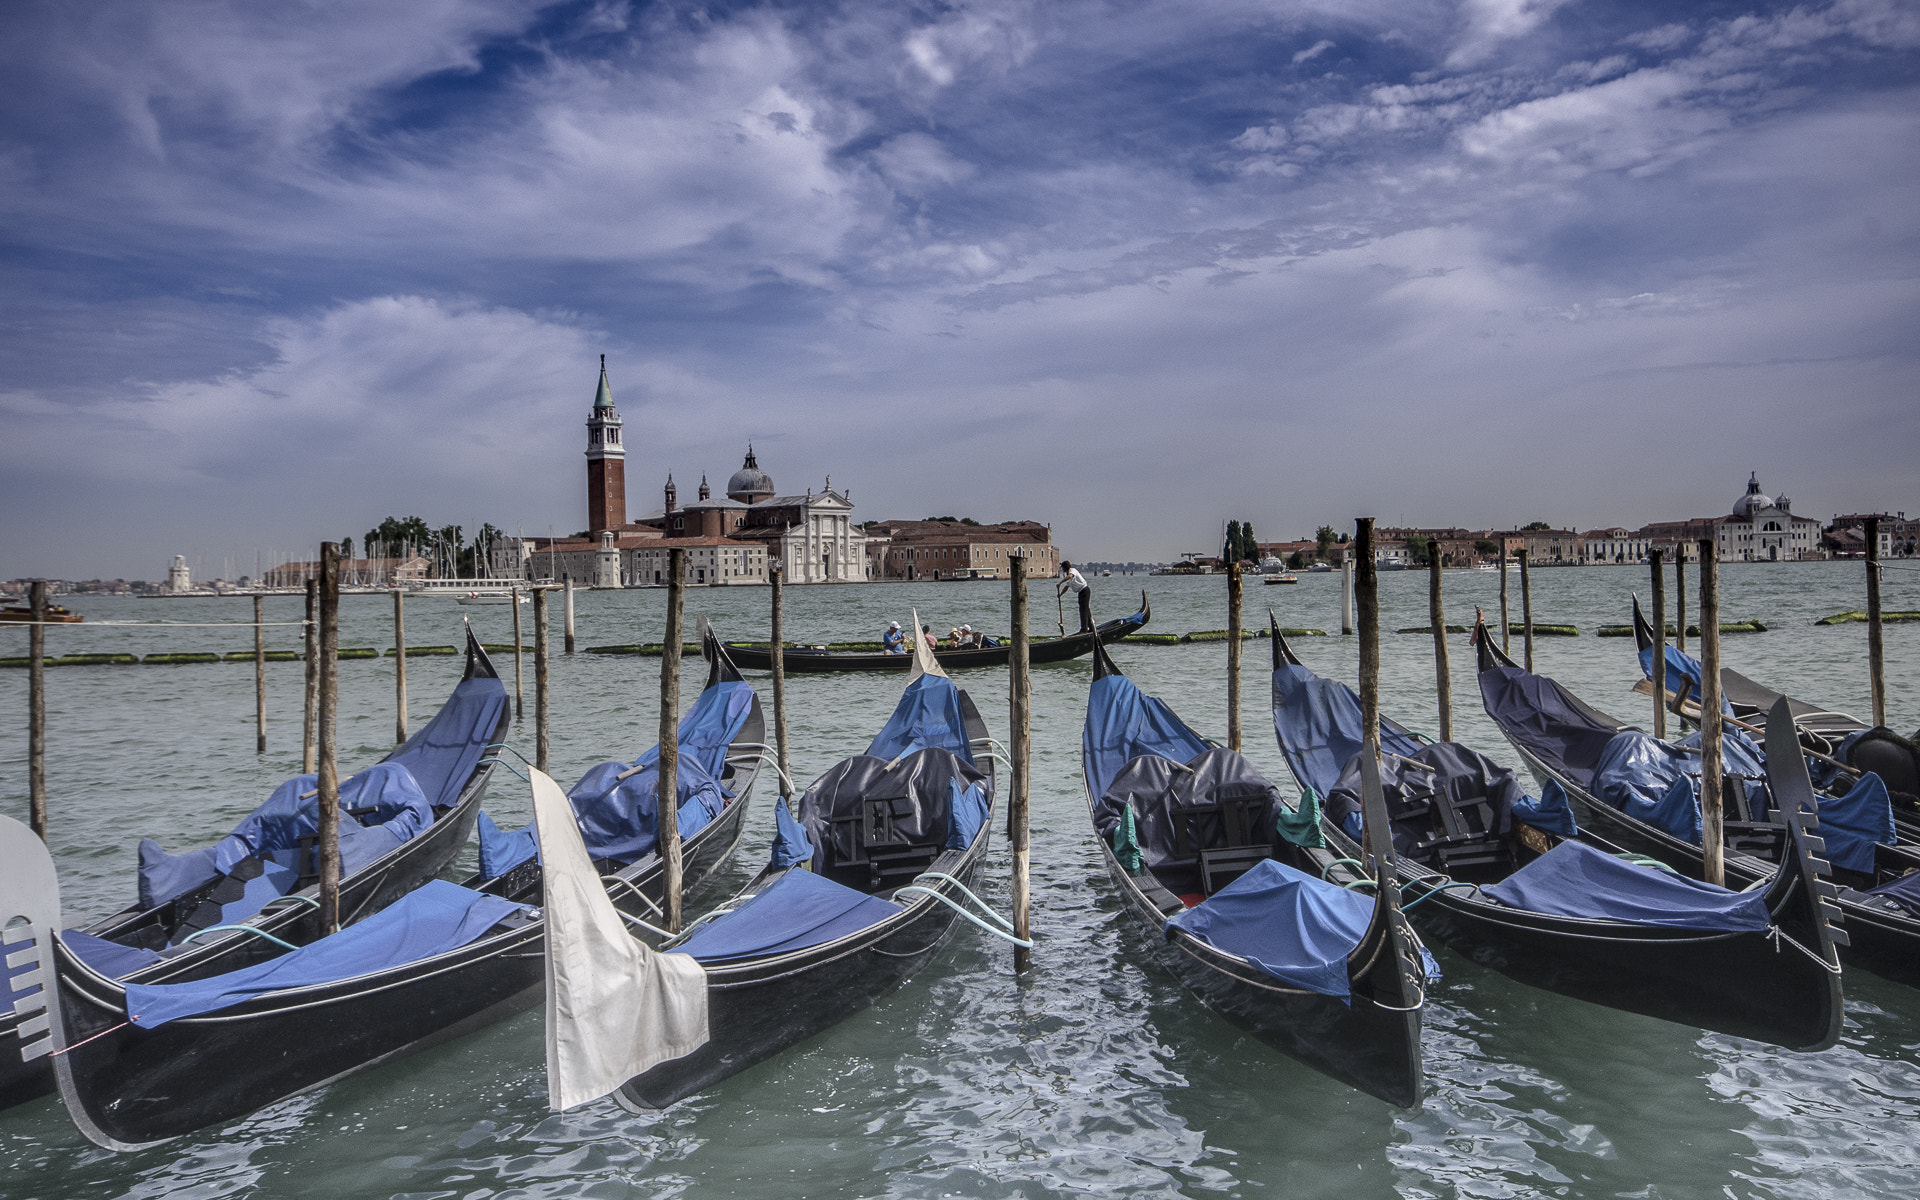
[0,630,509,1113]
[1472,619,1920,987]
[1270,621,1843,1050]
[722,592,1150,672]
[1630,595,1920,839]
[611,632,999,1109]
[13,631,765,1149]
[1080,636,1426,1109]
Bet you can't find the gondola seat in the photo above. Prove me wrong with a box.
[800,748,987,895]
[1090,749,1281,899]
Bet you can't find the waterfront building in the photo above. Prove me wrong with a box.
[863,519,1058,581]
[585,357,627,537]
[1828,512,1916,558]
[1712,474,1822,562]
[166,555,190,593]
[1520,529,1584,564]
[1581,529,1651,564]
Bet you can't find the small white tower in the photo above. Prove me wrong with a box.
[167,555,191,593]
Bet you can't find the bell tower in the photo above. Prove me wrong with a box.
[585,355,626,535]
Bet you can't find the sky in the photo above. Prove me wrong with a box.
[2,0,1916,579]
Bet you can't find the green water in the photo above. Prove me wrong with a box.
[2,562,1918,1199]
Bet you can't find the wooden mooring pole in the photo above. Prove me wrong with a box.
[27,580,47,840]
[1867,516,1887,727]
[563,578,576,656]
[534,585,551,773]
[1499,550,1511,655]
[1010,553,1033,974]
[1340,548,1354,636]
[1429,549,1452,742]
[392,588,408,745]
[253,593,268,753]
[1649,550,1668,741]
[511,588,525,722]
[317,543,342,933]
[303,579,318,773]
[1519,548,1534,672]
[658,548,686,934]
[1226,561,1243,751]
[1674,555,1687,654]
[1697,539,1724,887]
[1356,520,1380,751]
[770,565,791,799]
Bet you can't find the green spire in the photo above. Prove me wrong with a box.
[593,354,614,409]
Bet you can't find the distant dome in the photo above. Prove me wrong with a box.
[1733,472,1773,519]
[727,446,774,502]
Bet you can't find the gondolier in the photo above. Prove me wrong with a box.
[1059,561,1092,632]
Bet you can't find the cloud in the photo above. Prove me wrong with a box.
[1446,0,1576,68]
[1293,39,1336,64]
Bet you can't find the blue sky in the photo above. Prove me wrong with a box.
[2,0,1916,577]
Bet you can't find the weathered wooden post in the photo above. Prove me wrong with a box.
[1674,554,1687,654]
[511,587,525,721]
[27,580,47,840]
[1010,553,1033,973]
[317,542,343,933]
[1226,560,1243,751]
[563,578,576,656]
[1499,548,1511,655]
[1518,547,1535,672]
[1867,516,1886,727]
[1340,547,1354,636]
[658,548,686,934]
[1650,550,1668,740]
[253,593,268,753]
[1698,539,1724,887]
[1429,547,1452,742]
[1356,520,1380,751]
[769,565,791,799]
[534,585,551,772]
[391,588,408,745]
[302,578,318,774]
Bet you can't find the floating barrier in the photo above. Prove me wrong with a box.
[1508,622,1578,637]
[142,652,222,665]
[1816,610,1920,626]
[388,645,458,657]
[1597,622,1766,637]
[1396,624,1468,635]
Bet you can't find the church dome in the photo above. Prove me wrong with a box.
[1733,472,1773,519]
[727,446,774,502]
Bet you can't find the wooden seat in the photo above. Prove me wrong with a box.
[1169,795,1270,896]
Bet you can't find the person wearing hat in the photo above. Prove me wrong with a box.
[882,620,905,655]
[1058,560,1092,631]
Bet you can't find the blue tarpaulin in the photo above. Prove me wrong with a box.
[119,880,521,1027]
[1811,771,1895,874]
[1639,643,1734,717]
[1165,858,1371,1001]
[61,930,162,979]
[1869,869,1920,917]
[946,777,990,850]
[1478,666,1624,790]
[1271,664,1424,796]
[770,799,813,868]
[1512,779,1579,838]
[1084,674,1211,801]
[1592,732,1706,843]
[1484,839,1771,931]
[670,867,899,963]
[385,675,510,810]
[867,674,975,765]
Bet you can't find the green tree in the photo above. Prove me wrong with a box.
[340,536,355,561]
[1241,521,1258,562]
[365,516,432,557]
[1407,534,1431,566]
[1473,538,1500,559]
[1287,550,1306,569]
[1522,520,1552,531]
[1224,520,1241,563]
[1315,525,1336,561]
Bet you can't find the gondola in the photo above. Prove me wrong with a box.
[608,623,999,1109]
[1473,618,1920,987]
[0,630,509,1113]
[9,629,766,1149]
[722,592,1150,672]
[1630,595,1920,837]
[1270,621,1842,1050]
[1081,636,1426,1109]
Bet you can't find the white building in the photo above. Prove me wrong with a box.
[1581,528,1650,564]
[166,555,191,593]
[1715,474,1822,562]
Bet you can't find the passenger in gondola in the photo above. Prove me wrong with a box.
[1059,560,1093,631]
[882,620,905,655]
[922,624,937,650]
[948,627,965,648]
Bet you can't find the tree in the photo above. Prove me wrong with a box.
[365,516,432,558]
[1473,538,1500,559]
[1287,550,1306,569]
[1315,525,1336,561]
[1224,520,1241,563]
[340,536,355,561]
[1407,534,1431,566]
[1522,520,1552,531]
[473,523,506,576]
[1241,521,1258,562]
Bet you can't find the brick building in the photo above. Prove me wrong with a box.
[863,520,1058,581]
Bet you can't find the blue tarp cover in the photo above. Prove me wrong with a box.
[1811,771,1895,874]
[770,798,813,868]
[1484,839,1771,931]
[1478,666,1624,790]
[119,880,520,1027]
[1639,643,1734,717]
[1271,664,1424,796]
[1513,779,1579,838]
[670,867,899,963]
[946,777,990,850]
[1165,858,1370,1001]
[867,674,975,766]
[385,675,510,810]
[1869,869,1920,917]
[61,930,162,979]
[1592,729,1779,844]
[1084,674,1210,801]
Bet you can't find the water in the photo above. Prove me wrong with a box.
[2,562,1918,1199]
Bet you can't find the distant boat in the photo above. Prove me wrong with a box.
[1,604,82,623]
[1308,563,1334,573]
[1263,574,1299,585]
[455,591,528,606]
[405,579,530,605]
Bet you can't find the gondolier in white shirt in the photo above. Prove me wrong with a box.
[1058,561,1093,632]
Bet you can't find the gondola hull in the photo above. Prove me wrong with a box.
[723,597,1149,672]
[0,634,508,1112]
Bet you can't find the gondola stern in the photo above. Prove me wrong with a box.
[1761,697,1847,1049]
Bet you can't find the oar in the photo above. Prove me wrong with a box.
[1056,589,1066,636]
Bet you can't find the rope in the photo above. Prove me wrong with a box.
[894,885,1034,947]
[486,742,536,768]
[1319,857,1367,881]
[263,894,321,911]
[181,924,300,950]
[724,747,796,795]
[1401,881,1477,912]
[50,1019,131,1057]
[913,871,1016,931]
[1767,925,1843,975]
[1368,986,1426,1013]
[476,756,529,782]
[601,874,666,919]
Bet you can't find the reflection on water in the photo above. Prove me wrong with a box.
[1,564,1916,1198]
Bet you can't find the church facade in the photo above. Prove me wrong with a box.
[1713,474,1822,562]
[637,451,867,584]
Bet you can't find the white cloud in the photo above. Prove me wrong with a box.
[1293,39,1336,65]
[872,132,977,192]
[1446,0,1575,68]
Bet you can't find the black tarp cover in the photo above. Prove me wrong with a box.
[798,747,986,875]
[1324,742,1527,859]
[1090,748,1281,871]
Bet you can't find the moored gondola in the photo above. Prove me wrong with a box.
[1473,617,1920,987]
[1271,620,1843,1050]
[605,620,1001,1109]
[723,592,1150,672]
[10,630,765,1150]
[1081,636,1426,1109]
[0,630,509,1113]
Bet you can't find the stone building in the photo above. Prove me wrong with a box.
[1713,474,1821,561]
[1580,528,1650,564]
[863,520,1058,581]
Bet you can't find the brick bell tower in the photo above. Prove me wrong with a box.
[585,355,626,536]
